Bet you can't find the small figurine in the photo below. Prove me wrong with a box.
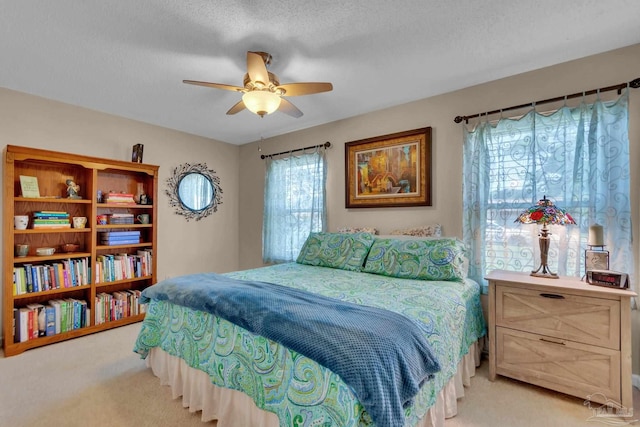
[66,179,81,199]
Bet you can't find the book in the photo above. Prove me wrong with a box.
[17,308,30,342]
[107,217,134,224]
[26,303,46,337]
[12,269,17,296]
[53,263,63,289]
[30,265,39,293]
[27,308,36,340]
[104,193,136,204]
[34,211,69,217]
[99,231,141,237]
[19,175,40,198]
[79,300,88,327]
[33,214,69,218]
[45,305,56,336]
[23,264,33,293]
[32,223,71,229]
[58,300,68,333]
[100,240,140,246]
[13,309,19,343]
[13,267,27,295]
[100,235,141,241]
[49,300,62,334]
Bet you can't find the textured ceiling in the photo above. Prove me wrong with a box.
[2,1,640,145]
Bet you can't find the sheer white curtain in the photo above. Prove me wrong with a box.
[462,91,633,295]
[263,149,326,263]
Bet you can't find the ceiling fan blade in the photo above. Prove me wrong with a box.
[277,82,333,96]
[226,100,246,115]
[183,80,245,92]
[247,52,270,86]
[278,98,303,118]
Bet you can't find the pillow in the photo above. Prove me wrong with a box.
[337,226,379,235]
[390,224,442,238]
[363,237,467,281]
[296,232,375,272]
[377,234,441,241]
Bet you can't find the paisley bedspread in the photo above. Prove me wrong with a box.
[134,263,486,426]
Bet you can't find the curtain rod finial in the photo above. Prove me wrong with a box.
[630,78,640,89]
[454,116,464,124]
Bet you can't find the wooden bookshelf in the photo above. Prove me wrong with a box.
[3,145,158,356]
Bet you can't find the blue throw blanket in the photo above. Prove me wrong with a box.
[141,273,440,427]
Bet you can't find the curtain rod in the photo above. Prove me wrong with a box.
[260,141,331,159]
[453,77,640,124]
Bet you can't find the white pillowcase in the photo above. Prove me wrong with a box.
[389,224,442,238]
[337,226,379,235]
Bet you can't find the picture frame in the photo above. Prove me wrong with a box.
[132,144,144,163]
[19,175,40,198]
[345,127,432,208]
[585,250,609,271]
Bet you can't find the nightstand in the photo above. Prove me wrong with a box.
[486,270,636,409]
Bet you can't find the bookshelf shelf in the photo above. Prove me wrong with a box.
[96,275,153,287]
[8,313,146,355]
[3,145,158,356]
[13,284,92,300]
[15,197,93,204]
[96,224,153,230]
[14,228,92,235]
[98,203,154,209]
[12,252,92,263]
[96,242,153,250]
[95,313,145,328]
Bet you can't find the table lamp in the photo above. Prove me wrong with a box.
[515,196,576,278]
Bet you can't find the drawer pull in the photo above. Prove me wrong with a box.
[539,293,565,299]
[539,338,565,345]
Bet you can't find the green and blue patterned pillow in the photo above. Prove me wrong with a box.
[363,237,467,281]
[296,232,375,272]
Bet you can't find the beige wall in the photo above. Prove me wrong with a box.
[0,88,241,342]
[238,44,640,372]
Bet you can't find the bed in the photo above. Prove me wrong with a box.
[134,233,486,426]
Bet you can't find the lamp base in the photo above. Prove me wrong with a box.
[531,228,559,279]
[531,271,559,279]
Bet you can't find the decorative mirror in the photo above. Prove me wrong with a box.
[166,163,223,221]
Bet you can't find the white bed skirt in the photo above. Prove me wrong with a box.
[147,340,482,427]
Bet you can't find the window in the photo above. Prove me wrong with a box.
[463,91,633,293]
[263,150,326,263]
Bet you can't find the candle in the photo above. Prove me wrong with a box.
[588,224,604,246]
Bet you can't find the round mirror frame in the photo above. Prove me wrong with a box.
[166,163,223,221]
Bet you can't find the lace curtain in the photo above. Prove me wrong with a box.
[462,90,633,295]
[263,149,327,263]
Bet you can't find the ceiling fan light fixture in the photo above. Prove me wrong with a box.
[242,90,281,117]
[184,51,331,118]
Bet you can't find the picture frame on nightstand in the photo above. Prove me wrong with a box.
[585,249,609,271]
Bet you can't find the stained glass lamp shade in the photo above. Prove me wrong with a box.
[515,196,576,278]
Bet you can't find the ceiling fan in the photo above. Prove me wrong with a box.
[183,51,333,118]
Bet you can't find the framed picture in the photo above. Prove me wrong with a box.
[132,144,144,163]
[19,175,40,198]
[585,250,609,271]
[345,127,432,208]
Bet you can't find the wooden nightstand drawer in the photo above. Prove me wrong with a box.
[487,270,635,409]
[496,285,620,349]
[496,328,620,403]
